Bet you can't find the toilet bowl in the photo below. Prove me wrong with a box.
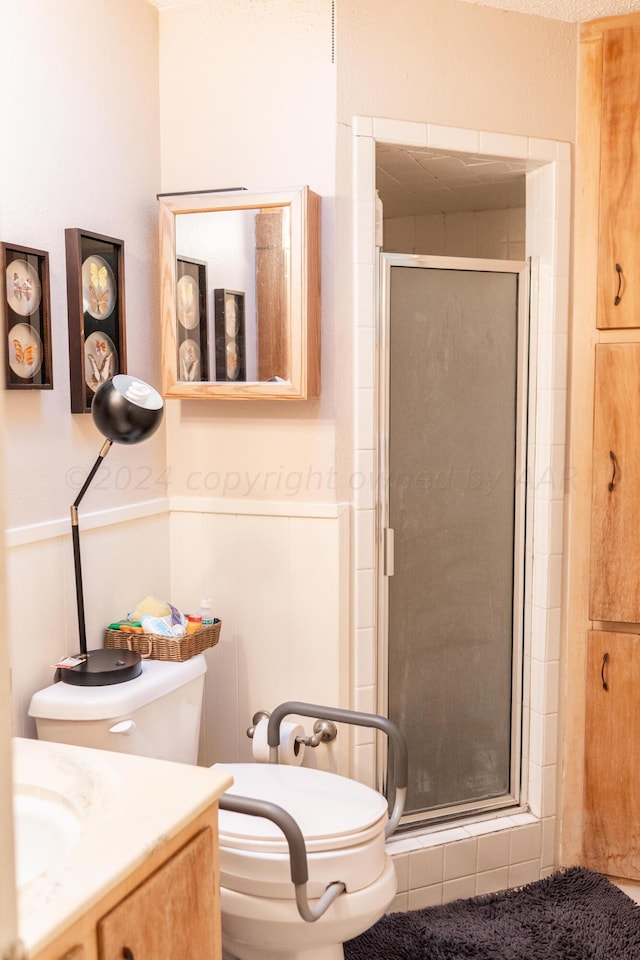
[216,762,396,960]
[28,657,399,960]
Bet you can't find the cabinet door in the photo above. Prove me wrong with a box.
[584,631,640,878]
[98,828,219,960]
[589,344,640,621]
[597,26,640,329]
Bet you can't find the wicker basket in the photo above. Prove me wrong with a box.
[104,619,221,663]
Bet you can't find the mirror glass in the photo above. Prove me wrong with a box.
[159,187,320,400]
[175,205,290,384]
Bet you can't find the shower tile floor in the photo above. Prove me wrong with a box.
[614,881,640,904]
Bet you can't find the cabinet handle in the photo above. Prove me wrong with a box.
[601,652,609,691]
[614,262,623,305]
[122,949,134,960]
[608,450,618,491]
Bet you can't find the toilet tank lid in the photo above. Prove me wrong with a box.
[28,655,207,721]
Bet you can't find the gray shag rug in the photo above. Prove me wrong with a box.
[344,867,640,959]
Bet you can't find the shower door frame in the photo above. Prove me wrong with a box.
[377,252,531,827]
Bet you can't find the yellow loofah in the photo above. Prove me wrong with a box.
[130,595,171,622]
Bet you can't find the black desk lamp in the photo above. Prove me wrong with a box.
[61,375,164,687]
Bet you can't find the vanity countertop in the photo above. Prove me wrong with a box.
[13,737,233,957]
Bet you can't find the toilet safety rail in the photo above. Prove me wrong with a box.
[266,701,408,839]
[218,793,346,923]
[226,703,408,922]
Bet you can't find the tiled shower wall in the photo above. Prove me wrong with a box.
[382,207,526,260]
[351,117,570,907]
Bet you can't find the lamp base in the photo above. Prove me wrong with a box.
[60,648,142,686]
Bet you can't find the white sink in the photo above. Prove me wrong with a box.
[13,786,83,890]
[12,737,233,957]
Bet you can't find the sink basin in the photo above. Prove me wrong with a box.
[13,787,83,890]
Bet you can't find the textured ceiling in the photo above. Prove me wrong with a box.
[458,0,640,19]
[147,0,640,18]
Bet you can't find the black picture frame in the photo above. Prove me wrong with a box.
[214,289,246,382]
[65,228,127,413]
[2,242,53,390]
[176,256,209,381]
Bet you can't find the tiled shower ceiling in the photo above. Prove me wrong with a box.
[376,145,528,218]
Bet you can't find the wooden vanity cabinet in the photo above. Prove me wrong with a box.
[589,343,640,621]
[98,828,216,960]
[584,631,640,879]
[596,24,640,330]
[32,806,221,960]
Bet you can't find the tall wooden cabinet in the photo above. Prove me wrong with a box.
[563,13,640,880]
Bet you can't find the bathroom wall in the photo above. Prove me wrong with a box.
[382,207,526,259]
[0,0,165,531]
[158,0,340,498]
[1,0,167,728]
[337,0,577,140]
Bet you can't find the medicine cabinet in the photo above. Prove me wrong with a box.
[159,186,320,400]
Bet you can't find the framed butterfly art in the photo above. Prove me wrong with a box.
[65,228,127,413]
[214,289,246,382]
[1,242,53,390]
[176,257,209,382]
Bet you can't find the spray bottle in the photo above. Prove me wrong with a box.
[200,598,214,627]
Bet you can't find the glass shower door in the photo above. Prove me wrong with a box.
[381,255,529,823]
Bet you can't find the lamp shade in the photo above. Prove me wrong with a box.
[91,375,164,444]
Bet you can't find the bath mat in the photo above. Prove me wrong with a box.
[343,866,640,959]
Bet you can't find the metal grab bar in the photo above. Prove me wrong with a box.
[219,793,346,922]
[266,701,408,838]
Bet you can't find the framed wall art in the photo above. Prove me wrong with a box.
[2,242,53,389]
[214,288,246,382]
[65,228,127,413]
[176,256,208,382]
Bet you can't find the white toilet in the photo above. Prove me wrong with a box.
[28,656,398,960]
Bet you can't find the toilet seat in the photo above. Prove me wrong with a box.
[215,763,389,850]
[213,763,389,898]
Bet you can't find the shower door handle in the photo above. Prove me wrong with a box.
[384,528,395,576]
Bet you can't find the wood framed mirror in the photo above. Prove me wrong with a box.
[159,186,320,399]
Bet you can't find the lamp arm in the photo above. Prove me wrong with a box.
[70,439,113,656]
[72,439,113,510]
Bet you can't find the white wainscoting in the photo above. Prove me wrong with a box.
[168,497,350,770]
[8,502,171,738]
[8,497,351,777]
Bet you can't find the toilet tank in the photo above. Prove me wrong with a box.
[28,655,206,764]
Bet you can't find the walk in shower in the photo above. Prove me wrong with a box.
[379,254,530,826]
